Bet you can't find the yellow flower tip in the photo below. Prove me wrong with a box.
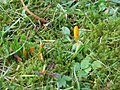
[74,26,79,42]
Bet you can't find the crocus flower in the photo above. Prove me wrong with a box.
[74,26,79,43]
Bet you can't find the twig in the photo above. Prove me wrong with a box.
[20,0,48,23]
[11,49,22,62]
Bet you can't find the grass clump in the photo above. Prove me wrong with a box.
[0,0,120,89]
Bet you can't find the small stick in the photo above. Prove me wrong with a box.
[20,0,48,23]
[13,54,22,62]
[11,49,22,62]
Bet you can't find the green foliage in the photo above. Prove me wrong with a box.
[0,0,120,89]
[81,56,91,69]
[92,60,102,70]
[57,75,72,88]
[61,26,70,36]
[110,0,120,3]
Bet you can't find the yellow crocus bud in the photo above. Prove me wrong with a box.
[74,26,79,42]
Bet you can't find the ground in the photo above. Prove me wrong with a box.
[0,0,120,90]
